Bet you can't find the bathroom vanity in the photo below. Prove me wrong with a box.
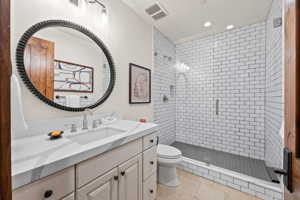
[12,120,158,200]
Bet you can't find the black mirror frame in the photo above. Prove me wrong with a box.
[16,20,116,112]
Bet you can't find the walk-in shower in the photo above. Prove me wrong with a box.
[153,0,283,197]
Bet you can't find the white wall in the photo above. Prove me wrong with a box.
[11,0,153,121]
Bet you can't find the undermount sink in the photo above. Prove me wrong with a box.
[67,127,125,145]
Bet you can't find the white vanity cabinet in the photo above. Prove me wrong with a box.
[76,139,143,188]
[77,155,143,200]
[76,135,154,200]
[12,132,158,200]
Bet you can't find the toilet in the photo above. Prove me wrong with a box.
[157,144,182,187]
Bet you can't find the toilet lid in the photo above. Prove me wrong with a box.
[157,144,182,159]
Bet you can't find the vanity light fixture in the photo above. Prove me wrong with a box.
[226,24,234,30]
[204,21,212,27]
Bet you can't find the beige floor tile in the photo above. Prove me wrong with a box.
[156,169,261,200]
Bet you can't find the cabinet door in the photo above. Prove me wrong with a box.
[119,155,143,200]
[77,168,118,200]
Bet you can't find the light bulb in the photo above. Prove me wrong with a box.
[204,21,212,27]
[226,25,234,30]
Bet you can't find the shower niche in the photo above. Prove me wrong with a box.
[163,85,175,103]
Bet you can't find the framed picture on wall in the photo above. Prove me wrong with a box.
[54,60,94,93]
[129,63,151,104]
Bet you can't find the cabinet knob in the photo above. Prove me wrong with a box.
[150,161,154,165]
[121,171,126,176]
[150,189,154,194]
[150,139,154,143]
[114,176,119,181]
[44,190,53,198]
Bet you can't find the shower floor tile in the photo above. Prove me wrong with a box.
[171,142,272,182]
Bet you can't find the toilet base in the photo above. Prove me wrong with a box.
[158,165,180,187]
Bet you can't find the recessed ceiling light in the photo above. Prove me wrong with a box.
[226,25,234,30]
[204,21,212,27]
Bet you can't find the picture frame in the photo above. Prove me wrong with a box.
[54,60,94,93]
[129,63,151,104]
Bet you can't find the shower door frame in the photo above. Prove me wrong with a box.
[0,0,12,199]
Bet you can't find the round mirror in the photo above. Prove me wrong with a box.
[16,20,115,112]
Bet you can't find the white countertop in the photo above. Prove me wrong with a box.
[12,120,158,190]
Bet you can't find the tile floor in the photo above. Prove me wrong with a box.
[156,169,261,200]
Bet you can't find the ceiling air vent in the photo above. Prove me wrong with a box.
[145,2,168,21]
[152,11,167,20]
[69,0,79,6]
[145,4,161,15]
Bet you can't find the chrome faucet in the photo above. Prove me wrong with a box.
[82,109,93,130]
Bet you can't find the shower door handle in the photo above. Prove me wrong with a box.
[216,99,219,115]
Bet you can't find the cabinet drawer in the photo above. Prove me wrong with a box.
[12,167,75,200]
[143,146,157,180]
[143,133,157,150]
[143,174,157,200]
[77,139,142,187]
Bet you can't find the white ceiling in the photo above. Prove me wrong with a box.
[122,0,273,44]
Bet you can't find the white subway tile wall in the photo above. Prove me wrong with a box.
[176,22,267,160]
[265,0,283,168]
[153,29,176,145]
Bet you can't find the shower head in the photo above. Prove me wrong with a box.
[175,62,190,73]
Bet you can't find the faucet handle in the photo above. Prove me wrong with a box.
[92,120,98,129]
[71,124,77,133]
[64,123,77,133]
[92,119,102,129]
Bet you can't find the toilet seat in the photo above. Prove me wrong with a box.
[157,144,182,159]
